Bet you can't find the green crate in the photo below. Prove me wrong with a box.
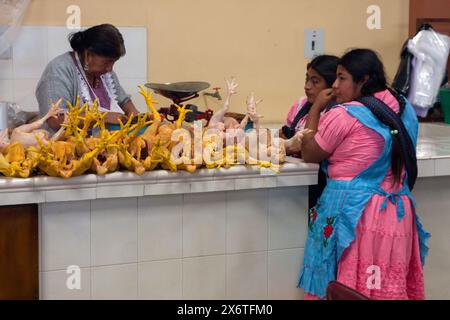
[439,88,450,124]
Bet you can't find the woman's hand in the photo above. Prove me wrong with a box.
[122,100,140,118]
[284,130,304,154]
[311,88,335,113]
[103,112,128,124]
[285,129,314,155]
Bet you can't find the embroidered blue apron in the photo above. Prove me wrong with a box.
[298,99,430,298]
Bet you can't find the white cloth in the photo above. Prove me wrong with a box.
[0,0,30,56]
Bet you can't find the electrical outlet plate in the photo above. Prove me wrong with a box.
[304,28,324,59]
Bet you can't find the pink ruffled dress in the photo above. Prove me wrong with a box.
[303,90,427,300]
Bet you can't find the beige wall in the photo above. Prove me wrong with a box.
[23,0,409,122]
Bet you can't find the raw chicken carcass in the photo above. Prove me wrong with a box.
[10,98,65,148]
[0,142,39,178]
[0,128,8,153]
[208,78,239,131]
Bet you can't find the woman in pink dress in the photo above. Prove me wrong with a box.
[282,55,339,151]
[298,49,430,300]
[281,55,339,209]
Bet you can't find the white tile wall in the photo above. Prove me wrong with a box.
[234,177,265,190]
[40,201,91,271]
[114,27,147,79]
[268,248,304,299]
[182,255,227,299]
[91,264,138,300]
[1,25,147,113]
[118,78,148,112]
[39,187,309,300]
[13,26,48,79]
[268,187,308,250]
[183,192,227,257]
[0,79,14,101]
[412,176,450,300]
[13,79,39,111]
[418,159,435,178]
[226,190,268,253]
[138,195,183,261]
[0,59,13,80]
[41,268,91,300]
[138,260,182,299]
[91,198,138,266]
[226,252,268,299]
[434,158,450,177]
[47,27,73,62]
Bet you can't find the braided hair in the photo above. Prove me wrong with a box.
[387,87,408,186]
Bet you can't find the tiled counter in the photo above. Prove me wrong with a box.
[3,122,450,299]
[0,158,319,300]
[417,123,450,177]
[0,160,318,206]
[414,123,450,299]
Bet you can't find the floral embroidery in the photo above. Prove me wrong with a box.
[308,206,319,231]
[323,216,336,247]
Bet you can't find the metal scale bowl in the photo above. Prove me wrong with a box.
[145,81,214,123]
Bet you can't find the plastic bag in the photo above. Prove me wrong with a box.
[407,28,450,117]
[0,101,39,130]
[392,39,414,96]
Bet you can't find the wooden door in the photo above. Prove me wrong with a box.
[0,205,39,300]
[410,0,450,78]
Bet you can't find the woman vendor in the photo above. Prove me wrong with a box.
[35,24,139,132]
[298,48,430,300]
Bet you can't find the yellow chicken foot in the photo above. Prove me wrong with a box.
[138,85,161,122]
[175,104,193,129]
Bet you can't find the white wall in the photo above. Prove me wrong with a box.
[0,26,148,113]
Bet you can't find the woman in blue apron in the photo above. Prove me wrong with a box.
[298,49,430,300]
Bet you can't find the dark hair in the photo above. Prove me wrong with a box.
[338,48,387,96]
[307,55,339,87]
[69,24,125,59]
[340,48,404,186]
